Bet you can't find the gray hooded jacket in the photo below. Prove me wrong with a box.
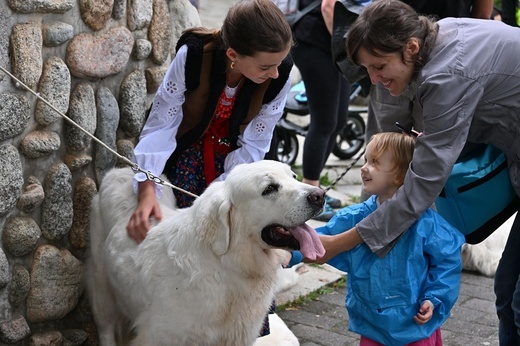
[359,18,520,256]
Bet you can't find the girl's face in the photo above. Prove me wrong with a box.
[360,142,401,203]
[227,47,291,84]
[357,43,417,96]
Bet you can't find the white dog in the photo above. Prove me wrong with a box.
[461,214,513,277]
[87,160,326,345]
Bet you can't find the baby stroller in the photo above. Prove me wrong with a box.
[272,80,368,166]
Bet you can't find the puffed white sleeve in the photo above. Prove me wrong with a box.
[217,74,292,181]
[132,45,188,197]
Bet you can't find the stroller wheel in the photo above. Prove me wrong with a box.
[332,112,366,160]
[276,131,299,166]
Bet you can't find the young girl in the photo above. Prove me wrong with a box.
[292,132,465,345]
[127,0,293,242]
[126,0,293,337]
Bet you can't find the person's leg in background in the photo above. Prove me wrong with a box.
[303,73,350,184]
[495,209,520,345]
[292,41,350,220]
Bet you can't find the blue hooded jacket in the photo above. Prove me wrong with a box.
[295,195,464,345]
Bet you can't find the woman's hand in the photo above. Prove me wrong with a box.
[414,300,434,325]
[126,180,163,243]
[305,235,335,264]
[304,227,364,264]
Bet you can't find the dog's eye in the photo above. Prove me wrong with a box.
[262,184,279,196]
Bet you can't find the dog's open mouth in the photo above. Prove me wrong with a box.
[262,225,300,250]
[261,223,325,260]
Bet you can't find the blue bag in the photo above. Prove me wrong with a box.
[435,143,520,244]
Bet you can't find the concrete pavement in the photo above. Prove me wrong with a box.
[197,1,500,344]
[276,268,498,345]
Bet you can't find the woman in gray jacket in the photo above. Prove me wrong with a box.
[319,1,520,344]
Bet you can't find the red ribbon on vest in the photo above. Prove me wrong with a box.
[203,86,237,185]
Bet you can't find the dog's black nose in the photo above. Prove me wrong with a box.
[308,189,325,208]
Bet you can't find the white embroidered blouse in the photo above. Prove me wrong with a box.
[132,44,292,197]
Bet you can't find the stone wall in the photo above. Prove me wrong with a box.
[0,0,200,344]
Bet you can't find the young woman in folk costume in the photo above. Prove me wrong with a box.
[126,0,294,336]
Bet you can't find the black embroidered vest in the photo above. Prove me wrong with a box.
[164,32,293,171]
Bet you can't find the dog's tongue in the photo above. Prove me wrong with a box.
[288,223,325,260]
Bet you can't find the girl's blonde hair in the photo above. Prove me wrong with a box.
[368,132,415,186]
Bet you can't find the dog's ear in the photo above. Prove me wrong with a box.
[211,199,232,256]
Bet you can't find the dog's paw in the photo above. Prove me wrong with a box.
[275,266,300,293]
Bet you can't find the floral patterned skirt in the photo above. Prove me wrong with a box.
[165,138,226,208]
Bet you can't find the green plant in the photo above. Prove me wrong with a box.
[277,276,347,312]
[319,172,333,186]
[349,195,360,204]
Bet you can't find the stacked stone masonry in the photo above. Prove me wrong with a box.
[0,0,201,344]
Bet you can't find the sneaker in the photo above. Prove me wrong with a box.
[325,194,342,209]
[312,202,336,222]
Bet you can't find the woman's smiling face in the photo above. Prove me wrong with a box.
[357,45,417,96]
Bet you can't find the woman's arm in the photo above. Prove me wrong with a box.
[306,201,374,268]
[321,0,336,34]
[419,212,465,323]
[132,45,189,197]
[127,45,189,242]
[311,229,363,264]
[127,180,163,243]
[470,0,493,19]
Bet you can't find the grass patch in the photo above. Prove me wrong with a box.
[349,195,360,204]
[277,276,346,312]
[319,172,333,186]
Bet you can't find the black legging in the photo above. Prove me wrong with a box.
[292,41,351,181]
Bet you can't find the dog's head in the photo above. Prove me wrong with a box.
[194,160,326,260]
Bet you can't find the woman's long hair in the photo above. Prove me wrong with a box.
[185,0,293,56]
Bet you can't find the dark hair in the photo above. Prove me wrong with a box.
[346,0,438,76]
[221,0,293,55]
[184,0,292,56]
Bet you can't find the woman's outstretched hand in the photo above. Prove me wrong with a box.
[126,180,163,243]
[304,226,364,264]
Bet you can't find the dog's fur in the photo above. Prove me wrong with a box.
[461,214,514,277]
[87,160,325,345]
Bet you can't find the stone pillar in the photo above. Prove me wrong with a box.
[0,0,201,344]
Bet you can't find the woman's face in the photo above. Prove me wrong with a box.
[357,47,416,96]
[227,47,291,84]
